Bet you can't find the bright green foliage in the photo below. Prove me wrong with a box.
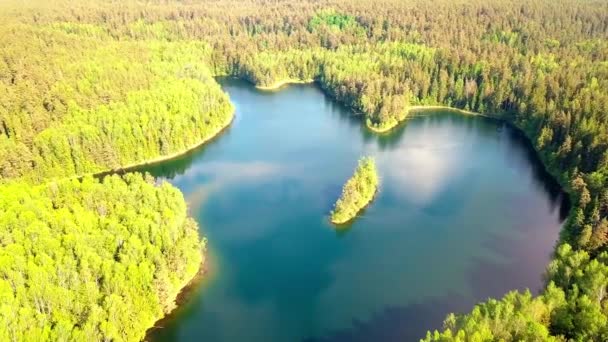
[531,53,560,73]
[0,174,203,341]
[546,244,608,340]
[318,44,417,131]
[424,287,566,342]
[234,49,320,88]
[308,9,362,33]
[425,244,608,341]
[1,0,608,339]
[330,157,379,224]
[227,43,427,130]
[484,30,520,47]
[0,6,231,341]
[0,26,233,182]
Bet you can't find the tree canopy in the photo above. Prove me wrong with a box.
[330,157,379,224]
[0,174,203,341]
[1,0,607,340]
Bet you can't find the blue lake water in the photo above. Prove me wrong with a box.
[144,78,567,341]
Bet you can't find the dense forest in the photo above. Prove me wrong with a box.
[0,25,234,181]
[0,174,203,341]
[1,0,607,340]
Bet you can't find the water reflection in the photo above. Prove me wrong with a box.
[303,293,470,342]
[145,79,569,342]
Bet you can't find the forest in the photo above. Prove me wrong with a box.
[0,0,607,340]
[0,174,203,341]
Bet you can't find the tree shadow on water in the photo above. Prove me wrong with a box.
[302,293,471,342]
[105,123,235,180]
[358,120,410,151]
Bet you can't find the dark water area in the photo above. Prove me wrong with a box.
[142,78,568,341]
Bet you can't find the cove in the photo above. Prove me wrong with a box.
[142,78,568,341]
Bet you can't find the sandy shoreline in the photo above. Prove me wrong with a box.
[255,78,314,90]
[366,105,493,133]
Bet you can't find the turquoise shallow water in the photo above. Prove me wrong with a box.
[142,78,568,341]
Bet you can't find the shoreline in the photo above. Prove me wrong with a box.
[407,105,494,118]
[330,188,378,225]
[248,79,494,134]
[107,113,235,175]
[366,119,402,134]
[366,105,493,134]
[106,114,233,341]
[108,116,233,341]
[255,78,314,90]
[33,111,233,342]
[37,111,235,185]
[144,252,211,341]
[150,78,569,338]
[228,77,568,211]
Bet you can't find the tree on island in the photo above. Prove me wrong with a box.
[330,156,379,224]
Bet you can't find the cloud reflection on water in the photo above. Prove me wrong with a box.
[146,80,568,342]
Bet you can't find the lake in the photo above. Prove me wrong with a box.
[143,78,568,341]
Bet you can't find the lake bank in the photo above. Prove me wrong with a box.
[366,105,495,133]
[248,77,494,134]
[146,78,568,342]
[33,110,235,185]
[408,105,497,118]
[221,75,571,238]
[255,78,314,90]
[145,251,212,341]
[106,113,235,338]
[366,119,403,134]
[106,113,235,176]
[27,110,235,342]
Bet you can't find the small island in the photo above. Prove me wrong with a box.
[330,157,379,224]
